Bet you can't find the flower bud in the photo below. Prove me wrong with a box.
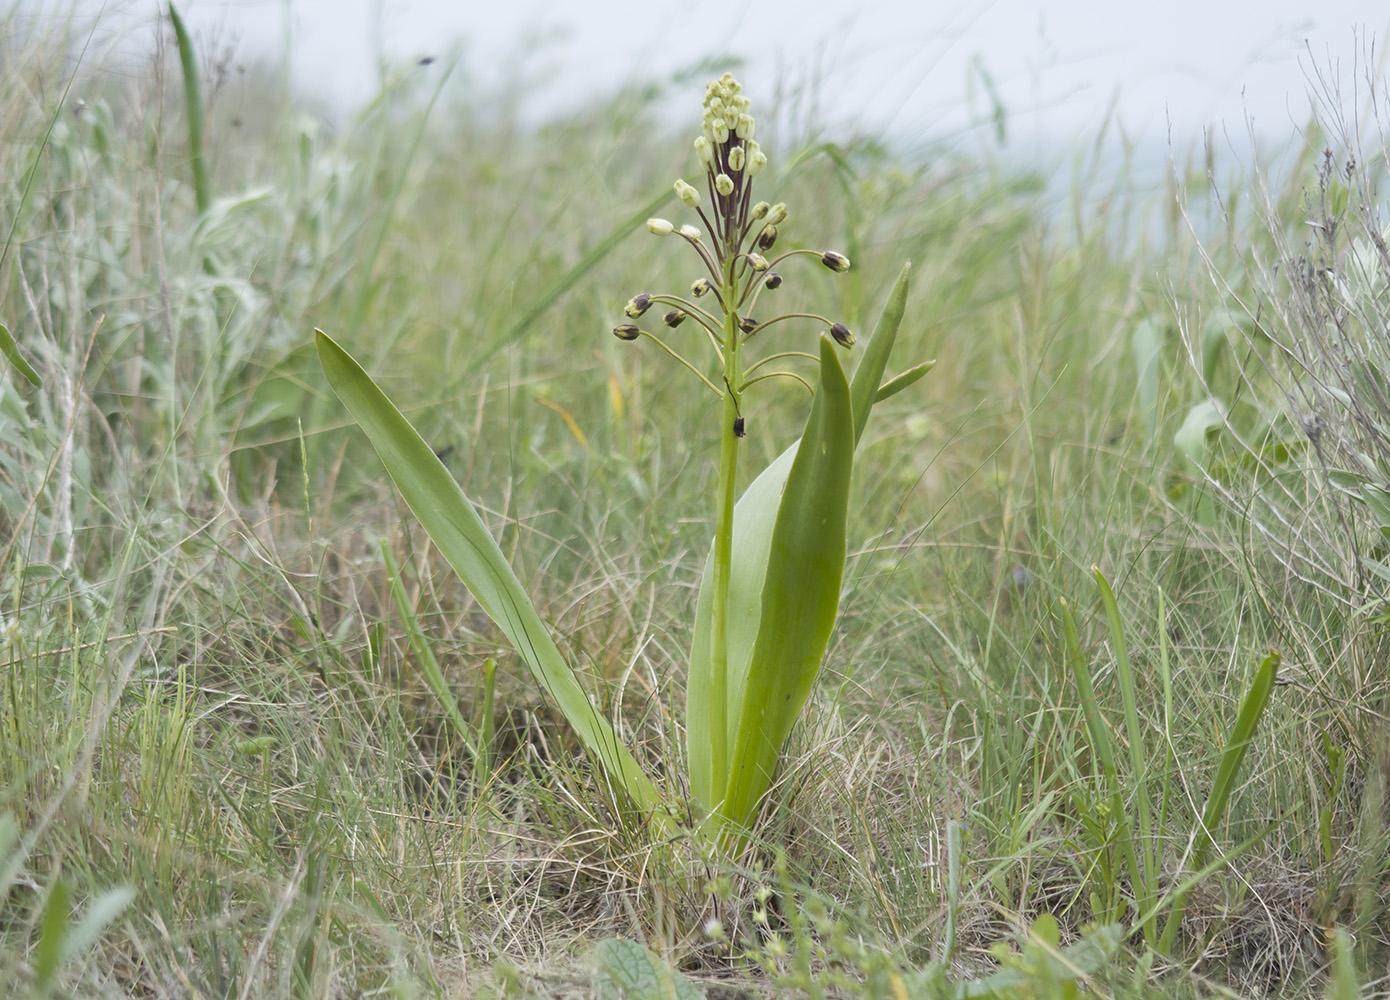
[663,309,686,328]
[829,322,855,347]
[763,271,783,289]
[712,120,729,144]
[691,278,712,297]
[680,224,702,241]
[756,225,777,250]
[613,324,641,341]
[751,201,770,219]
[694,135,713,168]
[747,253,770,271]
[821,250,851,273]
[727,146,746,172]
[736,113,755,140]
[733,416,746,437]
[715,173,734,196]
[624,293,653,318]
[738,315,759,334]
[647,217,674,236]
[766,202,788,225]
[747,148,767,177]
[675,179,701,209]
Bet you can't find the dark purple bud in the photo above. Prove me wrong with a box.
[821,251,851,273]
[663,309,686,328]
[733,416,746,437]
[757,225,778,251]
[691,278,712,297]
[613,324,641,341]
[624,293,653,318]
[829,322,855,347]
[763,272,782,290]
[738,315,759,334]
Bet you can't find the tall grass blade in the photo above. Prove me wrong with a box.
[1093,567,1157,945]
[315,330,665,824]
[1157,650,1280,952]
[0,322,41,387]
[168,3,209,217]
[381,539,480,761]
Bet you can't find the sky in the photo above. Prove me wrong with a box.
[33,1,1390,156]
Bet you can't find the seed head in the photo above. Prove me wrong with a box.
[763,271,783,289]
[647,217,674,236]
[691,278,712,297]
[613,324,641,341]
[624,293,653,318]
[829,322,855,347]
[821,250,851,273]
[663,309,686,328]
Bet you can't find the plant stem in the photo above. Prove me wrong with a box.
[707,256,743,815]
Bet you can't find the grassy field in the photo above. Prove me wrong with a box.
[2,11,1389,998]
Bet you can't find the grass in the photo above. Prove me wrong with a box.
[1,10,1389,998]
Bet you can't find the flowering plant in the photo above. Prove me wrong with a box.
[315,73,930,848]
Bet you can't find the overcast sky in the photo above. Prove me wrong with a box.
[40,1,1390,153]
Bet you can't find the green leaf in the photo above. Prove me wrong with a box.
[315,330,664,824]
[875,361,935,403]
[721,335,854,830]
[686,263,916,816]
[1173,399,1226,468]
[592,938,704,1000]
[0,322,41,387]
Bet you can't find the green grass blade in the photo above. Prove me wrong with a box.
[168,3,209,217]
[1156,650,1279,953]
[1196,650,1279,866]
[1092,567,1157,945]
[381,539,480,762]
[721,335,854,831]
[0,322,41,387]
[1060,598,1140,924]
[315,330,664,823]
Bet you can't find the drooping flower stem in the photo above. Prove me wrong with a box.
[706,253,744,814]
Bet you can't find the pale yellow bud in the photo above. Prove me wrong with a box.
[647,217,674,236]
[694,136,713,168]
[736,114,755,140]
[675,179,701,208]
[727,146,745,171]
[747,148,767,177]
[680,224,702,241]
[715,173,734,196]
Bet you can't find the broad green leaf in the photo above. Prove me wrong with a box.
[592,937,703,1000]
[315,330,664,823]
[686,263,916,816]
[0,323,41,387]
[1173,399,1226,468]
[721,335,854,829]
